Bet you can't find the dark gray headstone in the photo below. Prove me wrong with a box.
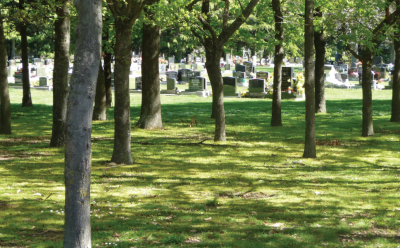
[249,79,265,93]
[178,69,191,82]
[256,71,269,81]
[373,56,382,65]
[235,64,246,72]
[223,77,237,96]
[243,62,253,74]
[39,77,49,86]
[225,64,231,70]
[281,67,294,90]
[187,77,206,91]
[167,78,177,90]
[166,71,178,79]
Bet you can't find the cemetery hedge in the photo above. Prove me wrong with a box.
[0,88,400,247]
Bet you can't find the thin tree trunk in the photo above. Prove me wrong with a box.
[303,0,316,158]
[391,25,400,122]
[136,23,163,130]
[11,38,15,59]
[19,0,32,107]
[63,0,102,246]
[0,11,11,134]
[50,0,70,147]
[206,49,226,141]
[361,49,374,136]
[314,29,326,114]
[271,0,283,127]
[111,22,133,165]
[93,62,107,120]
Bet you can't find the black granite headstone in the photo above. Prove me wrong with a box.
[281,67,294,90]
[235,64,246,72]
[249,79,265,93]
[223,77,237,96]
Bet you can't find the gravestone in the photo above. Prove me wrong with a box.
[252,56,257,65]
[227,59,233,65]
[159,64,166,73]
[281,67,294,90]
[373,56,383,65]
[223,77,237,96]
[178,69,191,82]
[195,57,201,63]
[39,77,49,86]
[166,71,178,79]
[33,58,42,64]
[256,71,270,81]
[188,71,201,79]
[249,79,265,93]
[225,53,231,61]
[289,58,295,63]
[187,54,192,63]
[129,76,142,89]
[167,78,177,90]
[243,62,253,74]
[44,59,53,65]
[296,58,302,64]
[235,64,246,72]
[225,64,231,70]
[168,57,175,64]
[187,77,207,91]
[36,67,47,77]
[378,67,387,79]
[261,58,266,66]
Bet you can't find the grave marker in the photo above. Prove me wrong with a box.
[167,78,177,90]
[187,77,206,91]
[249,79,265,93]
[166,71,178,79]
[281,67,293,90]
[39,77,49,86]
[129,76,142,89]
[223,77,237,96]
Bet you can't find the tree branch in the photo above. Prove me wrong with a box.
[186,0,201,11]
[345,44,362,60]
[219,0,259,45]
[198,14,217,41]
[222,0,229,28]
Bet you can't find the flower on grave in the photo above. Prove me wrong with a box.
[268,88,273,95]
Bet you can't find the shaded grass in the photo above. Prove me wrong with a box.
[0,87,399,247]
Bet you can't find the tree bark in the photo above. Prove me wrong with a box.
[50,0,70,147]
[361,49,374,136]
[11,38,15,60]
[314,29,326,114]
[303,0,316,158]
[63,0,102,246]
[0,11,11,134]
[136,23,163,130]
[391,25,400,122]
[271,0,283,127]
[205,46,226,141]
[111,21,133,164]
[93,62,107,120]
[19,0,32,107]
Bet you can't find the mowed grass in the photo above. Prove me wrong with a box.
[0,86,400,248]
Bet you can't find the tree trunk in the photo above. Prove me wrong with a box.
[0,11,11,134]
[63,0,102,246]
[361,49,374,136]
[93,62,107,120]
[303,0,316,158]
[271,0,283,127]
[136,23,163,130]
[111,21,133,165]
[205,47,226,141]
[19,0,32,107]
[50,0,70,147]
[391,26,400,122]
[104,51,112,108]
[314,29,326,114]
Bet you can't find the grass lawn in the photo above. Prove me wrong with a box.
[0,87,399,248]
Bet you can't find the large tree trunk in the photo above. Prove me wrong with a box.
[303,0,316,158]
[63,0,102,247]
[136,23,163,130]
[19,0,32,107]
[391,26,400,122]
[93,62,107,120]
[205,46,226,141]
[50,0,70,147]
[314,29,326,114]
[361,49,374,136]
[271,0,283,127]
[0,11,11,134]
[111,21,133,164]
